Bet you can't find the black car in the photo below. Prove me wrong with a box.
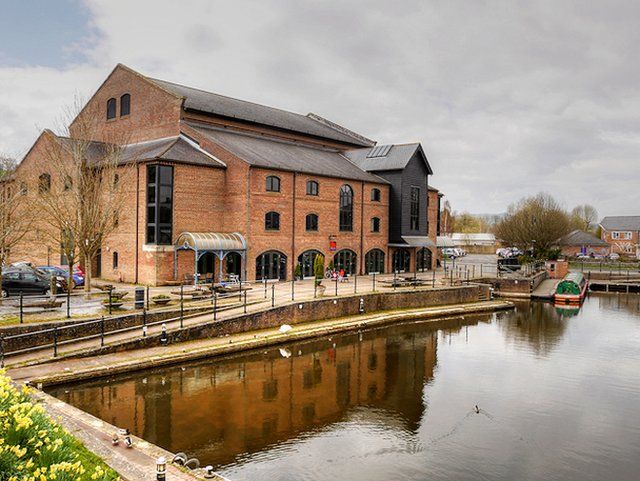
[1,268,52,298]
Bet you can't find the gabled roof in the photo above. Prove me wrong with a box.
[555,230,609,247]
[187,122,387,184]
[600,216,640,231]
[148,77,374,147]
[343,143,433,174]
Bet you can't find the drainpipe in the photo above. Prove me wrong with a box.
[134,163,140,284]
[360,181,365,275]
[245,167,251,281]
[292,172,297,279]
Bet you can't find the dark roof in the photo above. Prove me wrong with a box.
[556,230,609,247]
[148,77,374,148]
[59,135,225,168]
[344,143,433,174]
[600,216,640,231]
[187,122,387,184]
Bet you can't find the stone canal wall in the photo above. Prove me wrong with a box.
[70,284,490,358]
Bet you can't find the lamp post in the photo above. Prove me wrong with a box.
[156,456,166,481]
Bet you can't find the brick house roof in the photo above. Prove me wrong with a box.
[555,230,609,247]
[600,216,640,231]
[149,77,375,148]
[188,122,387,184]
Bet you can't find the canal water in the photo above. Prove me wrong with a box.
[48,293,640,481]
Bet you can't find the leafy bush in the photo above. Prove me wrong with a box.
[313,254,325,287]
[152,294,170,300]
[294,264,302,280]
[0,371,119,480]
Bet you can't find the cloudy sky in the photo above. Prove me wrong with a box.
[1,0,638,217]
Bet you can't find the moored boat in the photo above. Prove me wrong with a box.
[554,272,588,304]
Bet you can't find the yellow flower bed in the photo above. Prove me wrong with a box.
[0,371,119,480]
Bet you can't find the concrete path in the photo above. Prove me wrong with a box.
[8,300,513,386]
[532,279,559,299]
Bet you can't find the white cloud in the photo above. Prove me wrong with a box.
[1,0,639,216]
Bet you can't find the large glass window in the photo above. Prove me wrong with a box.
[266,175,280,192]
[298,250,321,278]
[306,213,318,231]
[146,164,173,245]
[120,94,131,116]
[410,186,420,230]
[256,251,287,280]
[333,249,357,275]
[393,249,411,272]
[339,184,353,231]
[265,211,280,230]
[306,180,319,196]
[365,249,385,274]
[417,247,432,272]
[107,98,116,120]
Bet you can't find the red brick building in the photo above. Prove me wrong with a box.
[11,64,442,285]
[599,216,640,258]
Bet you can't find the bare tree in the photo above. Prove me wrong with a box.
[34,99,133,294]
[0,155,35,301]
[570,204,599,232]
[440,200,455,235]
[495,193,571,256]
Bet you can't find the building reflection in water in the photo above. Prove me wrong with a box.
[50,317,484,468]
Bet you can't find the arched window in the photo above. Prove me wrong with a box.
[297,250,321,278]
[392,248,411,273]
[305,213,318,231]
[256,251,287,280]
[120,94,131,117]
[365,249,385,274]
[112,251,119,269]
[339,184,353,231]
[371,217,380,233]
[333,249,357,275]
[265,211,280,230]
[38,173,51,194]
[19,182,27,196]
[266,175,280,192]
[416,247,432,272]
[113,173,119,188]
[306,180,319,196]
[107,98,116,120]
[371,188,381,202]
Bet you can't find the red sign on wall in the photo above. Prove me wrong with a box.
[329,240,337,251]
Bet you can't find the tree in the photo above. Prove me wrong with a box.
[440,200,454,235]
[313,253,325,286]
[494,193,571,257]
[0,155,34,301]
[570,204,598,232]
[34,100,133,294]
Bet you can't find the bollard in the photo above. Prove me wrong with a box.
[291,279,295,301]
[180,284,184,329]
[213,292,218,321]
[354,274,357,294]
[101,316,105,346]
[19,291,23,324]
[271,284,275,307]
[53,326,58,357]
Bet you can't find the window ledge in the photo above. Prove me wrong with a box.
[142,244,175,252]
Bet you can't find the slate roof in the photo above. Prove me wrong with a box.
[59,135,225,168]
[344,143,433,174]
[187,122,387,184]
[600,216,640,231]
[149,77,374,147]
[555,230,609,246]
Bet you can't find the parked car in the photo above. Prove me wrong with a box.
[1,268,53,298]
[37,265,84,288]
[498,257,521,272]
[608,253,620,260]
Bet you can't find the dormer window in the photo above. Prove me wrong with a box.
[120,94,131,117]
[107,98,116,120]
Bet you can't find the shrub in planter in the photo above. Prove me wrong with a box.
[152,294,171,305]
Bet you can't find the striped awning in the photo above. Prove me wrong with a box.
[175,232,247,251]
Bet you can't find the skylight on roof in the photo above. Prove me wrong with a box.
[366,145,392,158]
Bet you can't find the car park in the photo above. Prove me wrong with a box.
[1,268,53,298]
[38,265,84,288]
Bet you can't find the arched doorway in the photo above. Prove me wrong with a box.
[365,249,385,274]
[334,249,357,275]
[256,251,287,281]
[392,249,411,273]
[298,250,321,278]
[416,248,432,272]
[226,252,242,277]
[197,252,216,281]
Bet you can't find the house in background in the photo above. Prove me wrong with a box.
[554,230,610,258]
[451,233,496,254]
[599,216,640,258]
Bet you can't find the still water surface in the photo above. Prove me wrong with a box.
[49,294,640,481]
